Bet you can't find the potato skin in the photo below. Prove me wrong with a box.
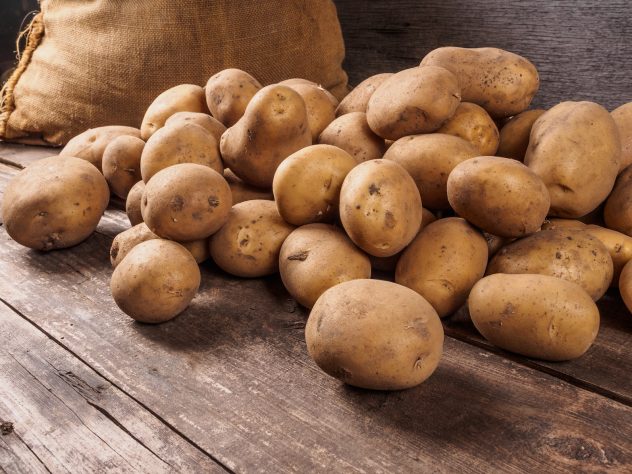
[585,225,632,286]
[497,109,546,161]
[318,112,386,163]
[540,218,586,231]
[305,279,444,390]
[110,223,159,267]
[283,82,338,141]
[125,180,145,226]
[396,217,488,317]
[611,103,632,173]
[619,260,632,313]
[383,133,478,210]
[437,102,499,155]
[335,73,393,116]
[223,169,273,204]
[421,47,539,118]
[487,229,613,301]
[447,156,550,238]
[525,101,620,218]
[339,159,422,257]
[469,274,599,361]
[102,135,144,199]
[205,69,262,127]
[2,156,109,251]
[165,112,226,143]
[111,240,200,323]
[366,66,461,140]
[279,224,371,308]
[209,200,295,277]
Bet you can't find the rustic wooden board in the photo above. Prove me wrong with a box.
[335,0,632,111]
[0,143,57,169]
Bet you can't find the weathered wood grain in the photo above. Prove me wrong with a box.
[334,0,632,111]
[0,143,57,168]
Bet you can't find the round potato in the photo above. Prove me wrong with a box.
[102,135,144,199]
[125,180,145,226]
[383,133,478,209]
[2,156,109,251]
[335,73,393,116]
[497,109,546,161]
[318,112,386,163]
[611,102,632,173]
[141,163,232,241]
[205,68,262,127]
[447,156,550,238]
[273,144,356,225]
[305,279,444,390]
[339,159,422,257]
[604,166,632,235]
[469,274,599,361]
[111,240,200,323]
[223,169,273,204]
[585,225,632,286]
[366,66,461,140]
[395,217,488,317]
[283,82,338,141]
[279,224,371,308]
[165,112,226,143]
[619,260,632,313]
[436,102,499,155]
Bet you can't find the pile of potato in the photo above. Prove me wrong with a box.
[3,47,632,392]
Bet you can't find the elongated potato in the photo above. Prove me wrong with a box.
[437,102,499,155]
[102,135,144,199]
[585,225,632,286]
[125,180,145,226]
[497,109,546,161]
[205,68,262,127]
[611,102,632,173]
[335,73,393,116]
[318,112,386,163]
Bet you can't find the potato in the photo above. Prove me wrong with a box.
[223,169,273,204]
[60,125,141,171]
[604,166,632,235]
[421,47,539,118]
[366,66,461,140]
[273,144,356,226]
[619,260,632,313]
[524,101,620,218]
[318,112,386,163]
[339,159,422,257]
[447,156,550,237]
[111,240,200,323]
[335,73,393,116]
[395,217,488,317]
[483,233,511,257]
[220,85,311,188]
[305,279,444,390]
[497,109,546,160]
[165,112,226,143]
[487,229,613,301]
[283,82,338,141]
[141,163,232,241]
[102,135,144,199]
[2,156,109,251]
[140,84,208,140]
[180,239,210,264]
[205,68,262,127]
[540,218,586,231]
[436,102,499,155]
[469,274,599,361]
[383,133,478,209]
[611,103,632,172]
[209,200,295,277]
[279,224,371,308]
[125,180,145,226]
[584,225,632,286]
[140,121,223,182]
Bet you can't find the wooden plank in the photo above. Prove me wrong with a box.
[0,143,58,169]
[0,433,49,474]
[335,0,632,111]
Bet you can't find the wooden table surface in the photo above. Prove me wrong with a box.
[1,143,631,473]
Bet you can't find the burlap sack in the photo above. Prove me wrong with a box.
[0,0,348,145]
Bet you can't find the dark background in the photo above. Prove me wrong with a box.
[0,0,38,82]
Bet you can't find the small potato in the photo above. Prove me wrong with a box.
[102,135,144,199]
[111,240,200,323]
[366,66,461,140]
[140,121,223,182]
[396,217,488,317]
[619,260,632,313]
[585,225,632,286]
[497,109,546,161]
[141,163,232,241]
[223,169,273,204]
[140,84,208,140]
[165,112,226,143]
[305,279,444,390]
[205,68,262,127]
[209,200,295,277]
[611,103,632,173]
[283,82,338,141]
[437,102,499,155]
[487,229,613,301]
[421,47,539,118]
[469,274,599,361]
[318,112,386,163]
[339,159,422,257]
[447,156,550,238]
[2,156,109,251]
[540,218,586,231]
[279,224,371,308]
[273,144,357,225]
[383,133,478,210]
[60,126,141,171]
[180,239,210,264]
[604,166,632,235]
[335,73,393,116]
[125,180,145,226]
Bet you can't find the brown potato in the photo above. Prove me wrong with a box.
[180,239,210,264]
[540,218,586,231]
[469,274,599,361]
[585,225,632,286]
[604,166,632,235]
[283,82,338,141]
[223,169,273,204]
[165,112,226,143]
[366,66,461,140]
[102,135,144,199]
[483,233,511,257]
[497,109,546,161]
[335,73,393,116]
[611,102,632,173]
[205,68,262,127]
[619,260,632,313]
[125,180,145,226]
[318,112,386,163]
[437,102,499,155]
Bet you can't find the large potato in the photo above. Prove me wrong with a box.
[335,73,393,116]
[2,156,109,251]
[447,156,550,237]
[282,82,338,141]
[383,133,478,210]
[220,85,311,188]
[497,109,546,161]
[223,169,273,204]
[205,69,262,127]
[366,66,461,140]
[305,279,444,390]
[524,101,620,218]
[125,180,145,226]
[469,274,599,361]
[273,144,356,226]
[279,224,371,308]
[395,217,488,317]
[164,112,226,143]
[487,229,613,301]
[318,112,386,163]
[436,102,499,155]
[102,135,144,199]
[421,47,539,118]
[339,159,422,257]
[585,225,632,286]
[611,102,632,172]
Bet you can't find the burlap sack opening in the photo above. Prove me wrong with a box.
[0,0,348,146]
